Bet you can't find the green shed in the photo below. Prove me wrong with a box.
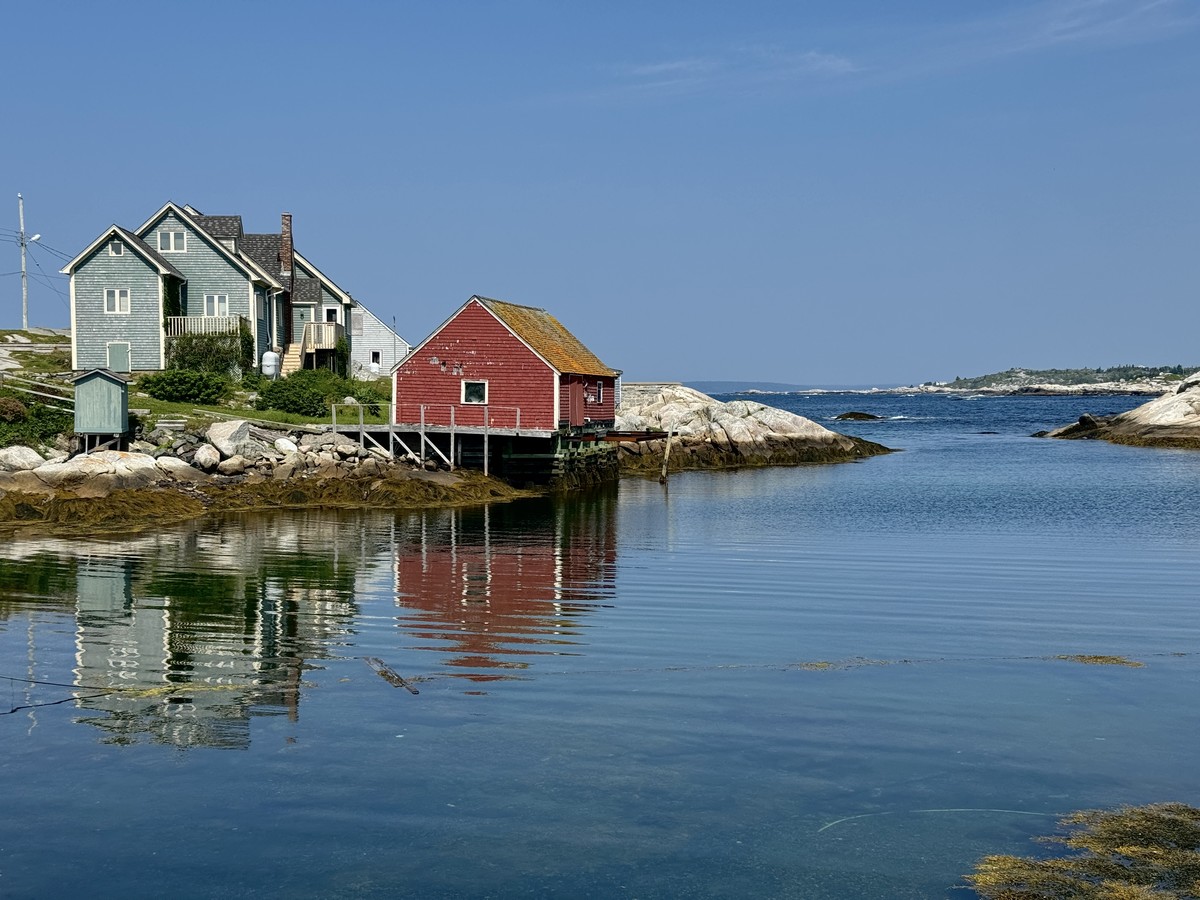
[72,368,130,437]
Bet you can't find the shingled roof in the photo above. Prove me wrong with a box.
[240,233,281,275]
[193,215,244,241]
[476,296,617,377]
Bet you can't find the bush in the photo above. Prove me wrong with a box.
[166,329,253,375]
[0,397,28,423]
[255,376,327,416]
[0,392,71,449]
[139,369,230,404]
[254,369,390,417]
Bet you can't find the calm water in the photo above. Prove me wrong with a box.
[3,392,1199,898]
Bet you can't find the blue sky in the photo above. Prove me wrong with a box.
[1,1,1196,386]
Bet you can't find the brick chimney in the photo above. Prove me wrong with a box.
[280,212,293,278]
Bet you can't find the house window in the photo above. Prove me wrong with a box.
[108,240,123,256]
[104,288,130,314]
[462,380,488,404]
[596,382,604,404]
[204,294,229,317]
[326,308,338,323]
[370,351,381,365]
[158,230,185,252]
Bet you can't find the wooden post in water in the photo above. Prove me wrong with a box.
[419,405,426,465]
[483,406,489,477]
[659,425,675,484]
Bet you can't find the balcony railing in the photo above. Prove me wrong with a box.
[301,322,344,352]
[167,315,246,337]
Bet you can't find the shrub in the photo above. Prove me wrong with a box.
[255,376,327,416]
[166,328,253,375]
[0,394,71,449]
[0,397,28,423]
[254,369,390,417]
[139,369,230,404]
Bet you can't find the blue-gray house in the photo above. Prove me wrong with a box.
[61,202,392,376]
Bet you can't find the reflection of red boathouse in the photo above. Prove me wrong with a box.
[393,492,617,681]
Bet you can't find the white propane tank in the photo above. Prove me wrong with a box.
[261,350,281,379]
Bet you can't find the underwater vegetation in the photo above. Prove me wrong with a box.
[967,803,1200,899]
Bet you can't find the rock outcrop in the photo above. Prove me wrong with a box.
[1045,374,1200,448]
[615,384,890,473]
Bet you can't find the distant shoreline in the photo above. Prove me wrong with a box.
[705,384,1169,398]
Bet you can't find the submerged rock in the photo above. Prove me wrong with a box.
[834,411,882,420]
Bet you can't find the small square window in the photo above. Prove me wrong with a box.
[158,230,185,252]
[105,288,130,314]
[108,240,123,256]
[462,380,487,404]
[204,294,229,317]
[326,308,338,323]
[370,351,381,365]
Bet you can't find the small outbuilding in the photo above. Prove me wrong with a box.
[71,368,130,451]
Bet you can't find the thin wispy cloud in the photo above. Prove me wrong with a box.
[576,0,1196,105]
[608,44,860,100]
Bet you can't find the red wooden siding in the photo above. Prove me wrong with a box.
[557,374,616,428]
[394,300,557,430]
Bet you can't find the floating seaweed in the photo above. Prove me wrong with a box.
[1055,654,1145,668]
[364,657,420,695]
[967,802,1200,899]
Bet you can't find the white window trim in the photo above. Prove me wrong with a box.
[108,240,123,256]
[370,350,381,365]
[104,287,131,315]
[158,230,186,253]
[461,379,488,405]
[204,294,229,317]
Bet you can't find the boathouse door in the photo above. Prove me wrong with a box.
[569,381,585,426]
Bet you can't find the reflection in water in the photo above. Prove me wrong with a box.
[0,488,620,744]
[1,518,366,749]
[392,488,618,682]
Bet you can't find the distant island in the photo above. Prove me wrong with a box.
[942,365,1199,392]
[690,365,1200,397]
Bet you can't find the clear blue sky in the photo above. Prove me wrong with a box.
[2,1,1196,386]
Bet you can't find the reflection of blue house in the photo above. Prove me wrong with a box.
[61,203,398,376]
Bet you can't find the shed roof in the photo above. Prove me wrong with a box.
[476,297,617,377]
[69,367,131,384]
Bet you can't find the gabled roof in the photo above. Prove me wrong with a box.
[476,296,617,377]
[133,201,282,289]
[59,225,185,279]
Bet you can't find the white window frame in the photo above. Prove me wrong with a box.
[104,288,130,315]
[461,380,488,405]
[596,382,604,404]
[370,350,381,365]
[158,230,186,253]
[108,240,123,256]
[204,294,229,317]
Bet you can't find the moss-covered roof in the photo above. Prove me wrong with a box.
[476,297,617,377]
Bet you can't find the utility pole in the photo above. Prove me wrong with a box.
[16,193,39,332]
[18,193,28,330]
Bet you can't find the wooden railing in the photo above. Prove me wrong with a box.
[394,403,523,431]
[167,315,245,337]
[301,322,344,352]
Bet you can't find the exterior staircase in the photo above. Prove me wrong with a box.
[279,344,304,376]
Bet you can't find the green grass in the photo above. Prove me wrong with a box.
[132,394,391,430]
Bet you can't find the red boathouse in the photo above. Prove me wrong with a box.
[391,296,621,482]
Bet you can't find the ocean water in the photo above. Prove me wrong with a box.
[2,391,1198,899]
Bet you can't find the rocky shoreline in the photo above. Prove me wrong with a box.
[1042,373,1200,449]
[615,384,891,474]
[0,386,891,531]
[0,420,526,532]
